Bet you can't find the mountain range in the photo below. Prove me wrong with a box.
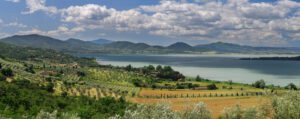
[1,34,300,54]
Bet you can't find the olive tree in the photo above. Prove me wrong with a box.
[220,105,265,119]
[110,102,212,119]
[181,102,211,119]
[110,103,181,119]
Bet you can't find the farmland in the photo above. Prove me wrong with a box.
[0,49,294,119]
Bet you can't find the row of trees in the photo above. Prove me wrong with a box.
[125,65,185,81]
[110,91,300,119]
[253,79,298,90]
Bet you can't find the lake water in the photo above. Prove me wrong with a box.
[91,54,300,86]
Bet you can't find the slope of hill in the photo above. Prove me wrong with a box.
[0,41,97,66]
[0,34,105,53]
[0,34,69,50]
[65,38,103,51]
[194,42,253,53]
[89,39,112,45]
[167,42,194,51]
[104,41,151,50]
[194,42,300,53]
[1,34,300,54]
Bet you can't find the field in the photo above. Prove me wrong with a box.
[0,57,284,119]
[131,89,268,118]
[129,87,269,118]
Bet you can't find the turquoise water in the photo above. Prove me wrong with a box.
[91,54,300,86]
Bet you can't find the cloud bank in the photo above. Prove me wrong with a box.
[6,0,300,46]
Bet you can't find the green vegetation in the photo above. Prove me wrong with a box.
[253,80,266,89]
[110,103,211,119]
[0,80,131,119]
[284,83,298,90]
[0,40,299,119]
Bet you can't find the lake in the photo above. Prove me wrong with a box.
[91,54,300,86]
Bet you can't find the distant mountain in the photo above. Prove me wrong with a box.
[195,42,253,53]
[194,42,299,53]
[66,38,101,50]
[241,56,300,61]
[104,41,151,50]
[1,34,300,54]
[0,34,69,50]
[0,34,103,53]
[89,39,112,45]
[167,42,194,51]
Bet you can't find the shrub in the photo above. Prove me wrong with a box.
[35,110,57,119]
[182,102,211,119]
[110,103,181,119]
[1,68,13,77]
[284,83,298,90]
[60,112,80,119]
[24,65,35,74]
[0,73,5,81]
[44,82,55,93]
[253,80,266,89]
[110,102,212,119]
[220,105,265,119]
[207,84,217,90]
[272,91,300,119]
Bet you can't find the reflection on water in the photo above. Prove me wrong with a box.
[93,54,300,86]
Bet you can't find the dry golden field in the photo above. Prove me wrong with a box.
[130,88,269,119]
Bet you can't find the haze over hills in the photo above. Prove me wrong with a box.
[1,34,300,54]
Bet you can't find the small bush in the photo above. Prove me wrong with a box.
[207,84,218,90]
[182,102,211,119]
[272,91,300,119]
[253,80,266,89]
[110,102,212,119]
[220,105,265,119]
[1,68,13,77]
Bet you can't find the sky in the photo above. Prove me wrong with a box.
[0,0,299,46]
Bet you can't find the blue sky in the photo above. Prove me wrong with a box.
[0,0,299,46]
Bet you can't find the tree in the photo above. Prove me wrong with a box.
[0,73,5,81]
[147,65,155,71]
[1,68,13,77]
[77,71,86,77]
[253,80,266,89]
[125,65,132,71]
[207,84,217,90]
[220,105,264,119]
[45,82,55,93]
[25,65,35,74]
[182,102,211,119]
[163,66,173,72]
[196,75,202,81]
[285,83,298,90]
[0,63,2,69]
[156,65,163,71]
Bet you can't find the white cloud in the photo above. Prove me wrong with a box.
[7,22,28,28]
[61,4,115,23]
[6,0,20,3]
[18,26,85,37]
[9,0,300,46]
[22,0,57,14]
